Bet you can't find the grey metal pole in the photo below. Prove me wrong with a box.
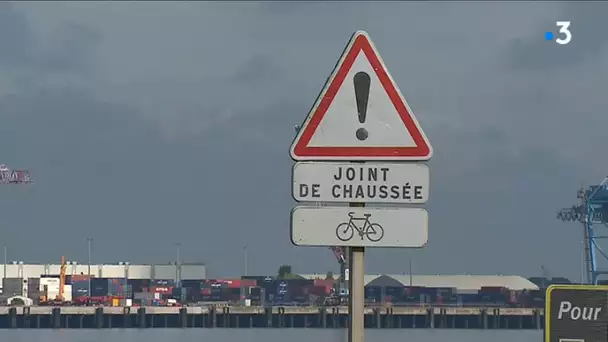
[175,243,181,287]
[244,244,248,276]
[3,245,6,280]
[409,259,413,287]
[87,238,92,298]
[348,202,365,342]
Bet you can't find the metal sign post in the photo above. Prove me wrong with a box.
[348,202,365,342]
[289,30,432,342]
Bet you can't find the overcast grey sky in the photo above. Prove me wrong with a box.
[0,2,607,280]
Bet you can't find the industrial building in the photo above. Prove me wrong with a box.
[297,274,539,291]
[0,262,206,283]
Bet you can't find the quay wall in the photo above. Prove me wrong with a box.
[0,306,544,329]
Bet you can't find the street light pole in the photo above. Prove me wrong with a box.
[244,244,248,277]
[3,245,6,282]
[87,238,92,298]
[175,243,181,287]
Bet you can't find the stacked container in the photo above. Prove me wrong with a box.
[72,280,89,299]
[384,286,405,303]
[2,278,25,297]
[403,286,426,305]
[128,279,150,293]
[364,285,382,304]
[431,287,455,305]
[90,278,131,298]
[478,286,508,306]
[151,279,175,287]
[27,278,42,300]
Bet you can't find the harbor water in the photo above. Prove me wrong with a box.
[0,329,541,342]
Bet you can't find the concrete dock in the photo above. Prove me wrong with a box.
[0,306,544,329]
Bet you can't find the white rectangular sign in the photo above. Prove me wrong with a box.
[290,206,428,248]
[292,162,429,204]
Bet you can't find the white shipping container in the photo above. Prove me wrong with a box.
[63,285,72,301]
[40,278,60,286]
[125,299,132,307]
[43,284,60,293]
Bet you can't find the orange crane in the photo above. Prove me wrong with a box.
[56,256,66,301]
[40,256,68,305]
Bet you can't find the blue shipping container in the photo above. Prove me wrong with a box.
[72,280,89,298]
[90,278,129,296]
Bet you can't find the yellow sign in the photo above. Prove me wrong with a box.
[545,284,608,342]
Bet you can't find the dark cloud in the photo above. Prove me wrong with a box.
[0,2,34,67]
[42,22,102,73]
[233,55,282,84]
[0,2,605,280]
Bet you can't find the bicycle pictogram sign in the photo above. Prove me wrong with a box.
[336,212,385,242]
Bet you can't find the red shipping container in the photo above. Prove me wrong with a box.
[240,279,257,287]
[310,285,330,296]
[313,280,335,294]
[480,286,506,294]
[71,275,93,282]
[150,286,173,294]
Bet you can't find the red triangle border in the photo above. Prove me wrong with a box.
[292,32,431,159]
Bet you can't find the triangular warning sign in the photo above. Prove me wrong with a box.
[290,30,433,161]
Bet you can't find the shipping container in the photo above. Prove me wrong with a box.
[90,278,130,297]
[479,286,507,294]
[285,279,313,293]
[151,286,173,294]
[313,279,335,293]
[404,286,425,294]
[151,279,175,286]
[72,280,89,298]
[71,275,93,282]
[403,293,425,304]
[204,279,254,289]
[127,279,149,293]
[242,275,274,282]
[385,286,405,302]
[276,280,288,295]
[63,285,73,301]
[181,279,204,288]
[364,286,382,303]
[40,277,60,286]
[458,293,481,306]
[478,292,507,305]
[249,286,262,300]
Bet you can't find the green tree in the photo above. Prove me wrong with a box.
[277,264,292,278]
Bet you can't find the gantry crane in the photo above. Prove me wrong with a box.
[557,177,608,284]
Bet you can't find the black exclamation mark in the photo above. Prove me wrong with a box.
[354,72,371,141]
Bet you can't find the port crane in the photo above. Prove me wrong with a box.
[557,177,608,284]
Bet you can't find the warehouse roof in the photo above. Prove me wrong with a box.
[298,274,538,291]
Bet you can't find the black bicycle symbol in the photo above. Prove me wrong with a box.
[336,212,385,242]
